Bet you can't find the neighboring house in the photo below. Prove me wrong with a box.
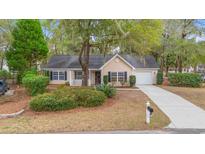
[168,65,205,73]
[196,64,205,73]
[41,54,159,86]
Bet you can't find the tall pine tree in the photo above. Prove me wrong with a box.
[6,19,48,82]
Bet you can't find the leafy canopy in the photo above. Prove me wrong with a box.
[6,19,48,72]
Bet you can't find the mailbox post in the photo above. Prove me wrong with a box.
[146,101,154,124]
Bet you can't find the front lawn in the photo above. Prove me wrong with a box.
[160,86,205,110]
[0,89,170,133]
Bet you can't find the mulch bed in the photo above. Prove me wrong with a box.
[0,84,117,116]
[0,86,30,114]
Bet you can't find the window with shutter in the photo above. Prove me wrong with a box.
[59,72,65,80]
[110,72,127,82]
[118,72,125,82]
[111,72,117,82]
[74,71,82,80]
[53,72,58,80]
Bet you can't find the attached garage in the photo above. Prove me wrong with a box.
[135,70,157,85]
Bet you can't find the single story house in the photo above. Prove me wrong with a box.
[41,54,159,86]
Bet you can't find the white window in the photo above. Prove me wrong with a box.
[111,72,117,82]
[53,72,58,80]
[59,72,65,80]
[111,72,126,82]
[52,71,65,80]
[74,71,82,80]
[118,72,124,82]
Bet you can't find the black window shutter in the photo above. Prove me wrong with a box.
[65,71,67,80]
[108,72,111,82]
[124,72,127,82]
[50,71,53,80]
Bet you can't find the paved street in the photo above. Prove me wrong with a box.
[65,129,205,134]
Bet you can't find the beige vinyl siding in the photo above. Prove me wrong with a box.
[91,71,95,85]
[101,57,133,86]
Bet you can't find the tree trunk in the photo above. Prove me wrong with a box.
[178,55,183,73]
[160,56,164,72]
[79,41,90,86]
[178,19,192,73]
[82,65,89,86]
[175,57,178,73]
[165,66,169,77]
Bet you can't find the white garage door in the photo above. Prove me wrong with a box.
[135,72,153,85]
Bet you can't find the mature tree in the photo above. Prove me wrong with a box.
[6,19,48,82]
[41,20,73,56]
[62,19,162,86]
[118,20,163,55]
[157,19,205,75]
[187,41,205,71]
[175,19,195,72]
[63,20,119,86]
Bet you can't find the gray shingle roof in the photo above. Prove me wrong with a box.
[42,54,159,69]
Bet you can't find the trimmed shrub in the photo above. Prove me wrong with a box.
[157,70,163,85]
[103,75,108,85]
[29,93,77,111]
[22,74,49,96]
[74,88,106,107]
[96,84,116,98]
[168,73,202,87]
[53,87,76,99]
[129,75,136,87]
[29,87,106,111]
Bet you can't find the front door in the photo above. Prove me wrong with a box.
[95,71,101,85]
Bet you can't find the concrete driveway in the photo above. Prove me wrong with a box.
[138,85,205,129]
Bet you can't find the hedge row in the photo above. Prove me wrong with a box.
[168,73,202,87]
[29,87,106,111]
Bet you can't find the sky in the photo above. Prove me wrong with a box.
[194,19,205,42]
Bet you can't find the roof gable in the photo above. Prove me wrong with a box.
[99,54,135,70]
